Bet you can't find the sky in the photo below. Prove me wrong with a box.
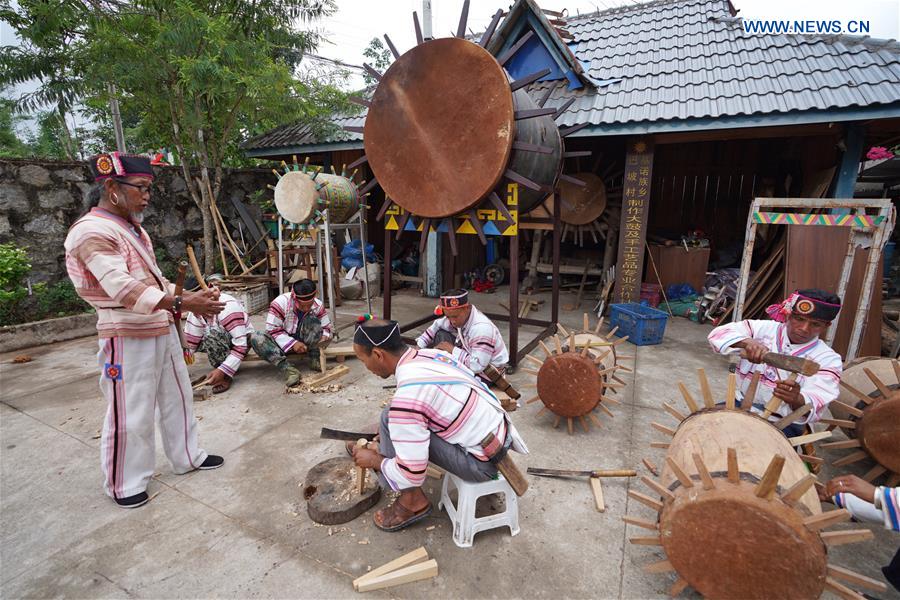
[307,0,900,89]
[1,0,898,131]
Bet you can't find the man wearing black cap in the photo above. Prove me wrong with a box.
[249,278,333,386]
[350,317,528,532]
[415,288,509,382]
[708,288,843,435]
[64,152,225,509]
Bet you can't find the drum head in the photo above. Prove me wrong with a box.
[274,171,318,224]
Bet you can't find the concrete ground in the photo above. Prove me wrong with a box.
[2,288,897,599]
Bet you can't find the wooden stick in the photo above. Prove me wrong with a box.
[641,476,675,502]
[553,334,563,355]
[642,458,659,476]
[523,354,544,367]
[583,313,590,332]
[670,578,689,597]
[651,422,676,437]
[788,431,831,446]
[520,366,541,376]
[863,464,887,482]
[755,454,785,499]
[629,536,662,546]
[820,529,875,546]
[353,548,429,590]
[798,454,825,465]
[579,415,590,433]
[356,438,368,494]
[525,395,542,405]
[185,245,210,290]
[556,323,570,337]
[678,382,699,413]
[781,474,817,505]
[644,560,675,574]
[590,476,605,512]
[552,415,561,429]
[744,372,760,410]
[539,340,554,358]
[827,565,888,592]
[628,490,663,512]
[589,412,603,428]
[662,403,687,422]
[819,418,856,429]
[622,516,658,530]
[725,373,736,409]
[356,559,438,592]
[824,577,867,600]
[665,457,694,489]
[820,439,861,450]
[864,367,893,398]
[830,400,864,418]
[697,368,714,408]
[803,509,851,531]
[727,447,739,484]
[567,417,574,435]
[840,381,874,405]
[761,394,782,419]
[692,453,715,490]
[650,442,670,449]
[833,451,868,467]
[773,404,811,430]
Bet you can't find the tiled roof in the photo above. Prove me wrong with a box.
[243,0,900,153]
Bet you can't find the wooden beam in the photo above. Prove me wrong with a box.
[653,122,838,145]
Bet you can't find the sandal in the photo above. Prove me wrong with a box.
[374,499,432,532]
[212,377,232,394]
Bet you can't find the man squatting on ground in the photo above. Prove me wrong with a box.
[249,278,333,387]
[184,274,253,394]
[707,288,843,436]
[349,317,528,531]
[415,288,509,382]
[64,152,225,509]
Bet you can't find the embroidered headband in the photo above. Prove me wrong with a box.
[89,152,154,182]
[439,289,468,309]
[353,317,401,348]
[291,278,317,301]
[765,290,841,323]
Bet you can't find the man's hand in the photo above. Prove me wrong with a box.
[292,341,308,354]
[435,341,455,354]
[773,379,804,409]
[205,368,229,388]
[737,338,768,363]
[183,289,225,319]
[824,474,876,503]
[351,447,384,470]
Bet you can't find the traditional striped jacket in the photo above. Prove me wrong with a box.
[707,319,842,424]
[381,348,528,491]
[415,305,509,374]
[64,208,173,338]
[265,292,333,352]
[184,292,254,377]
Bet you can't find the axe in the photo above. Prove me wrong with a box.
[743,351,820,420]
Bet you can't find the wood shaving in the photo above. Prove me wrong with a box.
[11,355,32,364]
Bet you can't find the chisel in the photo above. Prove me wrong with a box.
[527,467,637,479]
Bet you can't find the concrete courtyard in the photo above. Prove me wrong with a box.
[2,289,897,599]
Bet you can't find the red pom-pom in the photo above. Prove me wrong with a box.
[433,306,443,316]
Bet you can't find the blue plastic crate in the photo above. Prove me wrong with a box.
[608,303,669,346]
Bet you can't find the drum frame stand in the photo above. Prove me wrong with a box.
[276,209,372,339]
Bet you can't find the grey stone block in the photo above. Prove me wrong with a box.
[37,189,75,209]
[18,165,52,187]
[0,183,30,213]
[23,214,66,236]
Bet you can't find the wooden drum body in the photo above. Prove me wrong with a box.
[273,170,359,226]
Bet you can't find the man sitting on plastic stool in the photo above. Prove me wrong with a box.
[349,316,528,532]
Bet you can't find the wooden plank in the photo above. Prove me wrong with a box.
[697,368,714,408]
[629,536,662,546]
[622,516,658,530]
[590,477,605,512]
[628,490,663,512]
[773,404,811,430]
[825,577,867,600]
[305,365,350,388]
[666,456,694,488]
[787,431,831,446]
[678,382,699,413]
[641,476,675,502]
[352,547,429,590]
[820,439,861,450]
[651,422,677,437]
[356,559,438,592]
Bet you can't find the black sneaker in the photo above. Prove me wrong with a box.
[199,455,224,470]
[115,491,149,508]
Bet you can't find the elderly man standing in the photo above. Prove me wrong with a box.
[416,289,509,382]
[64,152,225,509]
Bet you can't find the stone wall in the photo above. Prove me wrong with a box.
[0,159,274,283]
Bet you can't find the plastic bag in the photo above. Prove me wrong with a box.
[666,283,697,301]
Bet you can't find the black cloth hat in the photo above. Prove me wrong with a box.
[88,152,154,182]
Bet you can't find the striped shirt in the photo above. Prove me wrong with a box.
[64,208,173,338]
[707,319,842,424]
[415,305,509,374]
[265,292,333,352]
[381,348,527,491]
[184,292,254,377]
[834,487,900,531]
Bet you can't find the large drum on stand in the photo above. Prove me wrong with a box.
[274,171,360,226]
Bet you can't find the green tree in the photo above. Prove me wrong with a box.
[0,95,30,157]
[362,37,392,85]
[25,110,71,159]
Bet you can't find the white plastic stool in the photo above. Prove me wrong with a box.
[438,472,519,548]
